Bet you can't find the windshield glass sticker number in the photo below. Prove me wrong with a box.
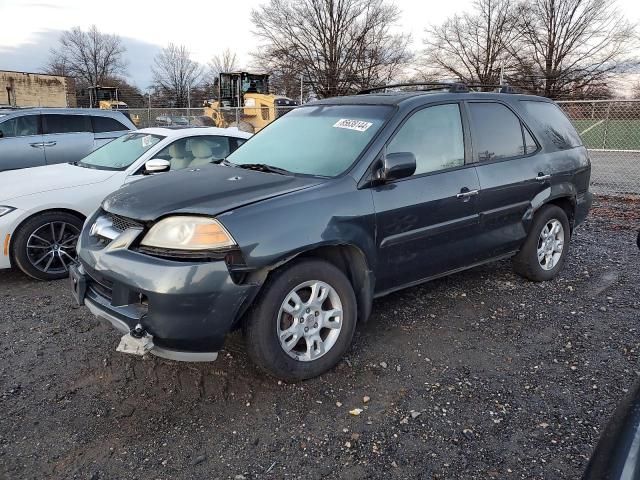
[333,119,373,132]
[142,135,153,148]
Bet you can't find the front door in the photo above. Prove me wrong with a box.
[372,103,482,293]
[0,114,45,171]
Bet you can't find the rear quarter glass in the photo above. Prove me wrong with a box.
[520,101,582,150]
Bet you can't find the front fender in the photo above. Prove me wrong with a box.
[219,177,376,273]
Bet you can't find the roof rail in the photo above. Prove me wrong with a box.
[467,84,516,94]
[357,82,469,95]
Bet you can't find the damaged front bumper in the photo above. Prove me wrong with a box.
[71,216,261,362]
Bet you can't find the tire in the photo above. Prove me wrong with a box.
[12,211,83,281]
[512,204,571,282]
[244,259,357,382]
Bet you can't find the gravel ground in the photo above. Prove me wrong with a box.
[1,197,639,480]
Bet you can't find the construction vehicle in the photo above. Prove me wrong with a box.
[88,86,141,126]
[203,72,298,133]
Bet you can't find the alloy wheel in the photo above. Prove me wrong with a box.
[537,219,565,271]
[277,280,343,362]
[26,221,80,275]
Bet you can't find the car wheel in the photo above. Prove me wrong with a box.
[12,211,83,281]
[244,259,357,382]
[512,204,570,282]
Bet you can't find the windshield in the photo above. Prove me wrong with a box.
[79,132,164,170]
[226,105,392,176]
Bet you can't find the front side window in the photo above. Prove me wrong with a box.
[154,135,232,170]
[468,103,525,161]
[226,105,392,177]
[78,132,164,170]
[387,104,465,175]
[0,115,40,138]
[521,100,582,150]
[43,114,91,134]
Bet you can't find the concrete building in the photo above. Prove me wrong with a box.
[1,70,76,108]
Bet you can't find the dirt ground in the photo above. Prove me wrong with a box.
[1,197,639,480]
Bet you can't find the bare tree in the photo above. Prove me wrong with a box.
[44,25,127,86]
[512,0,638,98]
[423,0,520,85]
[209,49,240,80]
[251,0,412,98]
[151,44,203,107]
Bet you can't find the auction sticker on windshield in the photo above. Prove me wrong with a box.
[142,135,153,147]
[333,119,373,132]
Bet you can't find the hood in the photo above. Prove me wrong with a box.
[0,163,117,202]
[103,164,325,221]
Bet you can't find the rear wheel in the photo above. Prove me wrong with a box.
[244,259,357,381]
[12,211,83,281]
[512,205,570,282]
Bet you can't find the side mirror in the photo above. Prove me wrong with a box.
[377,152,416,183]
[144,158,170,174]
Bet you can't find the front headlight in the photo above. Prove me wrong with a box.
[140,216,236,251]
[0,206,15,217]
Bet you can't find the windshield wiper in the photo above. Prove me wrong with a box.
[232,163,292,176]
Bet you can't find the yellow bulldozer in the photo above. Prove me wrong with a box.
[203,72,298,133]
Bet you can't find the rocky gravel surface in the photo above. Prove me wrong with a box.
[1,197,639,480]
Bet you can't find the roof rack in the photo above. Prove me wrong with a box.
[357,82,469,95]
[357,82,517,95]
[467,84,516,94]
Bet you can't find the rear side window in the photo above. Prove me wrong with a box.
[0,115,40,138]
[92,115,129,133]
[468,103,526,161]
[43,114,91,134]
[521,101,582,149]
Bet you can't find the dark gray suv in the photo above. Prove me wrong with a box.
[71,83,592,381]
[0,108,135,171]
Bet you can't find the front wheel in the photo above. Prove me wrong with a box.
[244,259,357,381]
[512,204,571,282]
[12,211,83,281]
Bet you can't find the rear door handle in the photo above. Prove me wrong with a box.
[42,141,57,147]
[30,142,44,148]
[535,173,551,181]
[456,188,480,199]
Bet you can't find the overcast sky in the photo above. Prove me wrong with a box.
[1,0,640,89]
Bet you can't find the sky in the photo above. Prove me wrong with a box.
[1,0,640,89]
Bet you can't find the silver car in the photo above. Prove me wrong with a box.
[0,108,136,171]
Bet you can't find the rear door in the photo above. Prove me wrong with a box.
[0,113,45,171]
[42,114,94,165]
[91,114,131,148]
[372,102,482,293]
[468,101,547,258]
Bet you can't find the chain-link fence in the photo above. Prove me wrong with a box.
[557,99,640,196]
[126,106,298,130]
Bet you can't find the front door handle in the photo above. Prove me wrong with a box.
[29,142,44,148]
[42,141,57,147]
[535,172,551,181]
[456,188,480,199]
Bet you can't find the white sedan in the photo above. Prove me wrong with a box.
[0,127,251,280]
